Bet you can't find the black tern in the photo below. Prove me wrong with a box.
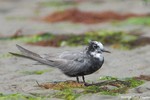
[10,41,110,83]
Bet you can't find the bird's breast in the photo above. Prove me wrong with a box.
[82,58,104,75]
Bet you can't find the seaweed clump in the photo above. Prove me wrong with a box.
[26,31,140,50]
[36,76,145,100]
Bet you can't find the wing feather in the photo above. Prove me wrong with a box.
[46,57,90,76]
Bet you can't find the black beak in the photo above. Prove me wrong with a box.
[102,49,111,53]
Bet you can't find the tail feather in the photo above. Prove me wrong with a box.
[16,44,42,58]
[9,52,33,59]
[10,45,52,66]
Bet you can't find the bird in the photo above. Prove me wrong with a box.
[9,41,110,84]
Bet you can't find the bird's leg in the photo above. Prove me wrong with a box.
[76,76,79,83]
[82,76,85,83]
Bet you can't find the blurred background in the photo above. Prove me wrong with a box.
[0,0,150,49]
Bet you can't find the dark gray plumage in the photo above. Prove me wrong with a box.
[9,41,110,83]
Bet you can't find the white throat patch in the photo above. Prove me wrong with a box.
[90,51,103,61]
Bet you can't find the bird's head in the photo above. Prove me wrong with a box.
[87,41,110,55]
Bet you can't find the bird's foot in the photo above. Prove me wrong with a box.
[84,81,96,86]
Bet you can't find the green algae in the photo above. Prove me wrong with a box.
[99,76,118,81]
[21,69,51,75]
[0,53,13,59]
[113,17,150,26]
[39,1,77,7]
[84,77,144,96]
[124,17,150,26]
[15,33,54,43]
[0,93,45,100]
[54,89,81,100]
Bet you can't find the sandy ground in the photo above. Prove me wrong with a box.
[0,41,150,99]
[0,0,150,99]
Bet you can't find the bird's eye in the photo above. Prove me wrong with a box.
[93,45,98,49]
